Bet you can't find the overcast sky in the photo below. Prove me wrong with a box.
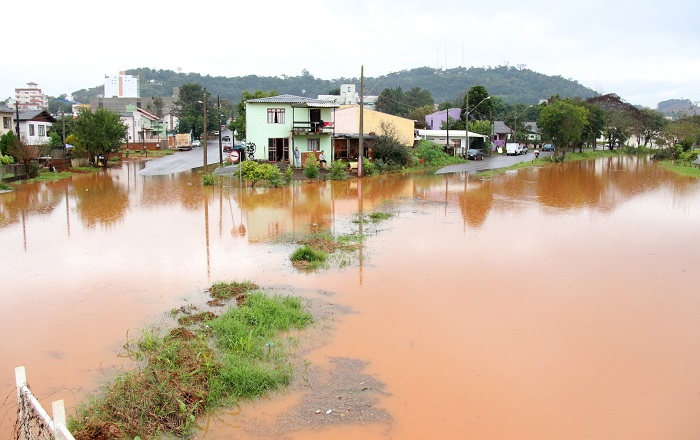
[3,0,698,109]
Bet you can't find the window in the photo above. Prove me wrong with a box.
[29,124,35,136]
[38,125,45,136]
[307,138,320,151]
[2,117,10,129]
[267,108,285,124]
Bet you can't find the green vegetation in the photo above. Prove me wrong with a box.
[411,140,464,167]
[303,155,320,179]
[290,245,328,269]
[240,160,282,187]
[327,160,348,180]
[202,172,217,186]
[658,161,700,177]
[353,211,392,224]
[72,108,128,166]
[68,282,312,439]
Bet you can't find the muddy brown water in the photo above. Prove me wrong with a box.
[1,156,700,439]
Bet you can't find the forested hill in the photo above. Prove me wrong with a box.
[71,65,597,106]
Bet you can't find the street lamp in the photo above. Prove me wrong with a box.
[465,95,491,155]
[513,104,533,145]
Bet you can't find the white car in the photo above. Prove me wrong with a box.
[192,140,201,147]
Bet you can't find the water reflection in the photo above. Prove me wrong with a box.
[1,156,699,439]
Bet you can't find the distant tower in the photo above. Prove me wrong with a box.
[177,67,183,74]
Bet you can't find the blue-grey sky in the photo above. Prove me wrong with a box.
[3,0,698,108]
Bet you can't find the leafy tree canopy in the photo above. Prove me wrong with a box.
[72,108,127,162]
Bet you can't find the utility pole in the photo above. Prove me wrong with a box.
[217,95,223,166]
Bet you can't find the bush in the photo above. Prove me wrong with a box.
[290,245,327,262]
[677,150,699,165]
[652,147,675,161]
[240,161,283,187]
[27,161,42,178]
[202,172,217,186]
[303,155,320,179]
[412,140,462,167]
[362,157,380,176]
[327,160,348,180]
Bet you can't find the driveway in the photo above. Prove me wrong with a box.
[436,151,550,174]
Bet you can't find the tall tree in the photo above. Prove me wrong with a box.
[72,108,127,165]
[537,100,589,153]
[375,87,406,116]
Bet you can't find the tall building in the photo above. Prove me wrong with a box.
[15,82,48,110]
[104,71,140,98]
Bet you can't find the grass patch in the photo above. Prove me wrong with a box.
[68,284,312,439]
[658,160,700,178]
[32,170,73,181]
[353,211,393,224]
[290,245,328,270]
[202,172,217,186]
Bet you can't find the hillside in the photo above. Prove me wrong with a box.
[71,66,598,107]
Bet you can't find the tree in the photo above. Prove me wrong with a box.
[372,121,411,168]
[72,108,127,165]
[634,108,667,147]
[404,87,434,112]
[174,83,218,140]
[230,90,278,141]
[375,87,406,116]
[537,100,589,153]
[406,105,435,123]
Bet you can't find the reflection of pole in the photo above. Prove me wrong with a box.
[358,65,364,178]
[203,88,208,171]
[357,178,364,285]
[204,191,211,282]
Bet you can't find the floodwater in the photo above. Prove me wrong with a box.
[1,156,700,439]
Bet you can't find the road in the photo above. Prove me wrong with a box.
[436,150,551,174]
[138,140,230,176]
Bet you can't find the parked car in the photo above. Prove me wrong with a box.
[542,144,555,151]
[223,143,244,153]
[192,139,201,147]
[222,135,231,142]
[467,148,484,160]
[518,145,528,155]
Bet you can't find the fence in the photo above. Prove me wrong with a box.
[14,366,75,440]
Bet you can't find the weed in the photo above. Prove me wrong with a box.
[291,245,327,262]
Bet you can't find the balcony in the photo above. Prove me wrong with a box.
[291,121,334,135]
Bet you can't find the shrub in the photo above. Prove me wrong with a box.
[327,160,348,180]
[303,155,320,179]
[652,147,675,161]
[241,161,283,187]
[677,150,699,165]
[362,157,380,176]
[412,140,462,167]
[202,172,217,186]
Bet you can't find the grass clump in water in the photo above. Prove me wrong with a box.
[68,286,312,440]
[290,245,328,270]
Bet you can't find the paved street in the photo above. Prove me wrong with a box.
[138,140,228,176]
[436,151,552,174]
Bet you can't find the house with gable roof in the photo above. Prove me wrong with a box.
[245,94,339,164]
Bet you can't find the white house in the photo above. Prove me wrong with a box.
[17,110,55,146]
[416,129,487,156]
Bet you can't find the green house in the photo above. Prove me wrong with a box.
[245,94,339,164]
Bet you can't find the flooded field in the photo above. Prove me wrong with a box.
[1,156,699,439]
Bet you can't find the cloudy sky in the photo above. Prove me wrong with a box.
[3,0,698,108]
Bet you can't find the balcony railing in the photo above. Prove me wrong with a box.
[291,121,334,135]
